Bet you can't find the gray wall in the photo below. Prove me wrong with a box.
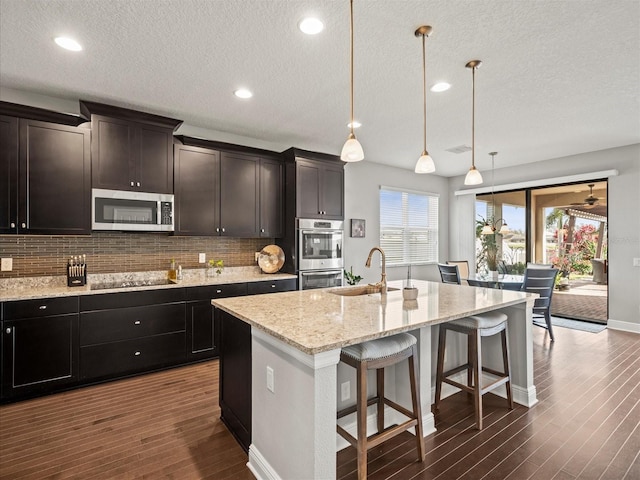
[449,144,640,331]
[343,161,450,285]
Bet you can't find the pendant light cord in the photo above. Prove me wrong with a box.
[471,65,476,169]
[349,0,355,136]
[422,33,427,153]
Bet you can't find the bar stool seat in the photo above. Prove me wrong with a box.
[434,311,513,430]
[338,333,425,480]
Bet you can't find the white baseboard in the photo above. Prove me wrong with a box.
[607,319,640,334]
[248,445,281,480]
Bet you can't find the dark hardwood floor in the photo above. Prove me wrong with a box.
[1,325,639,479]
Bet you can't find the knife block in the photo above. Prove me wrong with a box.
[67,264,87,287]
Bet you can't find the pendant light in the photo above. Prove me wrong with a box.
[340,0,364,162]
[464,60,483,185]
[414,25,435,174]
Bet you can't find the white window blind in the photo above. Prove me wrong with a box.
[379,186,439,266]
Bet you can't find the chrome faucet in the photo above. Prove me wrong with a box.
[365,247,387,294]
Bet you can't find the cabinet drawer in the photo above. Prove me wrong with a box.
[80,332,186,380]
[247,278,297,295]
[80,288,184,311]
[80,303,185,346]
[185,283,247,301]
[3,297,78,320]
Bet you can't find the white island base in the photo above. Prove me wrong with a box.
[212,281,537,480]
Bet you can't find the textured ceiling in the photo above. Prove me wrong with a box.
[1,0,638,177]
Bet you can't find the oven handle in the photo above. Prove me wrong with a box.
[300,270,343,276]
[301,230,343,236]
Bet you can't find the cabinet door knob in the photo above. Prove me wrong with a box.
[10,222,15,228]
[261,228,265,233]
[134,320,141,325]
[134,351,141,356]
[39,305,47,310]
[221,227,225,233]
[216,227,220,232]
[21,222,26,228]
[131,181,135,187]
[136,182,141,187]
[5,327,11,334]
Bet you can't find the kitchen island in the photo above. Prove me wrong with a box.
[212,279,537,480]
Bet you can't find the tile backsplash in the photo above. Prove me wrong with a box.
[0,233,272,278]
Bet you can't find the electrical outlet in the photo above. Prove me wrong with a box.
[1,258,12,272]
[633,258,640,267]
[266,366,274,393]
[341,381,350,401]
[198,253,206,264]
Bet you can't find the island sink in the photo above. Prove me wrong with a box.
[329,285,400,296]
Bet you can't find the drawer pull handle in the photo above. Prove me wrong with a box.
[271,284,276,288]
[39,305,47,310]
[216,290,222,294]
[134,320,141,325]
[134,351,141,356]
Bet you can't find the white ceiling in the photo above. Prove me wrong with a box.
[1,0,638,177]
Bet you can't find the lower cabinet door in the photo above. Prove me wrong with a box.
[1,314,78,400]
[186,301,218,359]
[80,332,186,380]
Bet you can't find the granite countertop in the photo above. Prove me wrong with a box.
[0,267,297,302]
[212,279,536,355]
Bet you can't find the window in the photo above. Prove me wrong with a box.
[379,186,439,266]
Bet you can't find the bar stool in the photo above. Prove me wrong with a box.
[434,311,513,430]
[337,332,425,480]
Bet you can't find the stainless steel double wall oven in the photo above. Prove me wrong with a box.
[297,219,344,290]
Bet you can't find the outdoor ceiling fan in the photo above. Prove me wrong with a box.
[569,184,600,208]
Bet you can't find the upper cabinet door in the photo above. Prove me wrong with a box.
[259,158,283,238]
[18,119,91,234]
[174,144,220,236]
[320,163,345,220]
[0,115,18,234]
[91,115,135,191]
[220,152,260,237]
[295,158,344,220]
[138,124,174,193]
[296,159,321,218]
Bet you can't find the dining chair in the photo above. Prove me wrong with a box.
[521,267,559,341]
[526,262,553,268]
[438,264,461,285]
[446,260,469,280]
[467,278,499,289]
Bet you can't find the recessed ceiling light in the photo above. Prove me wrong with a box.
[54,36,82,51]
[430,82,451,92]
[234,89,253,99]
[298,17,324,35]
[347,121,361,129]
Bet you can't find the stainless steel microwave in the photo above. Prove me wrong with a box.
[92,189,174,232]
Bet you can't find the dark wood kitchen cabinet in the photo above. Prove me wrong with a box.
[79,289,186,381]
[259,157,284,238]
[174,144,220,235]
[80,101,182,194]
[218,309,252,452]
[296,158,344,219]
[185,283,248,360]
[1,297,79,401]
[0,103,91,235]
[174,137,284,238]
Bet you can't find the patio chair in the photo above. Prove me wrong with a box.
[521,267,559,342]
[591,259,607,284]
[438,263,461,285]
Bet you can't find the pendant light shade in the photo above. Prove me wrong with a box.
[341,132,365,162]
[414,25,434,174]
[465,166,483,185]
[341,0,364,162]
[464,60,483,186]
